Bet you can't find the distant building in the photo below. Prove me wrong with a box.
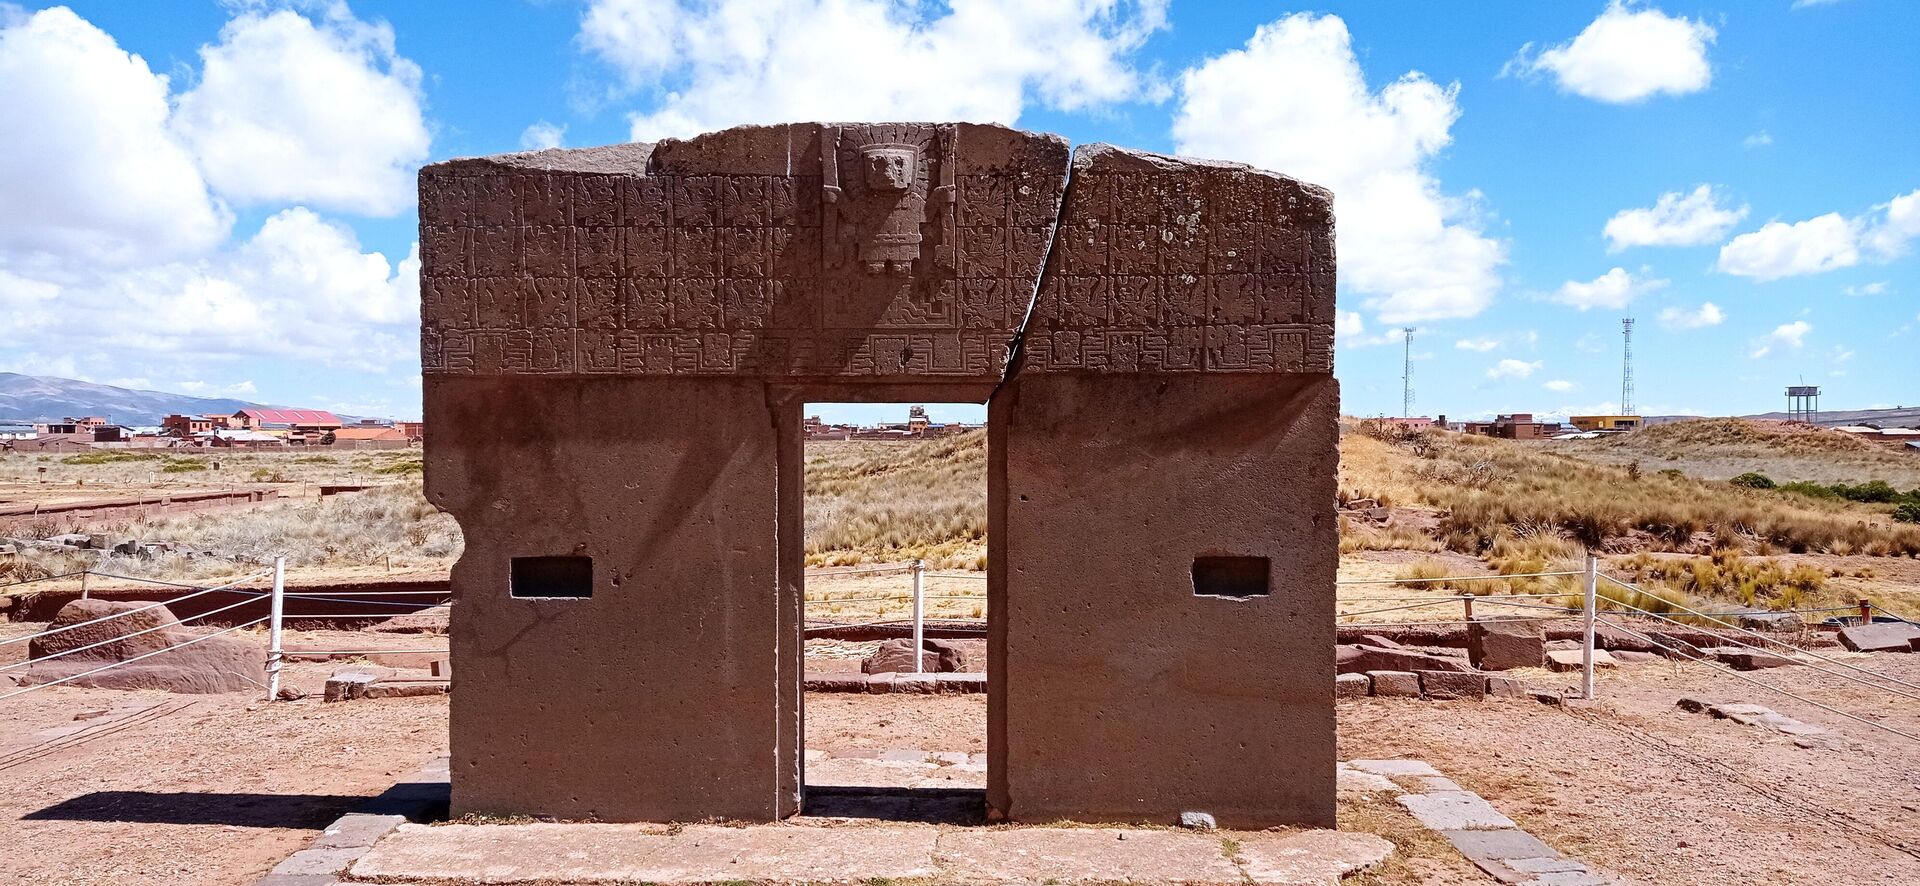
[1463,413,1562,440]
[329,426,411,449]
[395,421,425,442]
[162,414,218,436]
[1377,417,1433,432]
[1568,415,1642,432]
[33,416,109,435]
[237,408,342,432]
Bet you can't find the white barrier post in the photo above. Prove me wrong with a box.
[1582,554,1599,700]
[266,557,286,701]
[912,559,926,674]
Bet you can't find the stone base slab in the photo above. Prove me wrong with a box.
[344,821,1390,886]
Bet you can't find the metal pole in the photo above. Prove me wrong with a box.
[267,557,286,701]
[80,569,89,600]
[1582,554,1599,700]
[911,559,926,674]
[1859,598,1873,626]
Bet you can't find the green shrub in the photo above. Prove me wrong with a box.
[1895,502,1920,524]
[161,460,209,473]
[1730,472,1775,490]
[1831,480,1900,504]
[374,460,424,475]
[60,451,160,465]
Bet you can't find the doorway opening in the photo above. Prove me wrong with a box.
[797,402,989,822]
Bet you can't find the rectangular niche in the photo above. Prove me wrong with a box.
[510,555,593,598]
[1191,555,1270,598]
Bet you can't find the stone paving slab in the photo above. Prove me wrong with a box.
[345,822,1392,885]
[351,822,941,884]
[1398,790,1518,830]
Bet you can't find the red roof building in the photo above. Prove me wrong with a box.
[237,408,343,430]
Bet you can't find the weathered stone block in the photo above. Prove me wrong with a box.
[1338,644,1472,675]
[1417,670,1486,701]
[1838,622,1920,653]
[1467,617,1544,671]
[1334,673,1370,699]
[1368,671,1421,698]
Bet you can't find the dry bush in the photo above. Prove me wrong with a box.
[1344,429,1920,559]
[803,431,987,567]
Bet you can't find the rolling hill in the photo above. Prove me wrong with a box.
[0,373,272,426]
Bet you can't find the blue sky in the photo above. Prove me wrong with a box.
[2,1,1914,425]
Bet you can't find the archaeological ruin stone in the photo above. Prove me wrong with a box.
[22,598,262,694]
[418,122,1339,828]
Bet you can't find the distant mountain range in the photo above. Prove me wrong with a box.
[0,373,275,426]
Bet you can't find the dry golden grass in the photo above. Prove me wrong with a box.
[1341,424,1920,559]
[803,431,987,567]
[1559,417,1920,486]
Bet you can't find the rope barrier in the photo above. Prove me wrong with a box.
[0,571,90,590]
[0,574,272,647]
[1333,571,1583,587]
[1601,575,1920,691]
[278,593,450,609]
[1600,590,1920,703]
[0,593,267,673]
[1596,617,1920,745]
[0,616,269,702]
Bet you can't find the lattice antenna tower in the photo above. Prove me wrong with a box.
[1620,317,1635,415]
[1401,327,1416,418]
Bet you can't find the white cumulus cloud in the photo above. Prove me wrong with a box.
[1749,321,1812,358]
[1844,281,1888,296]
[1173,13,1504,325]
[1543,379,1575,392]
[1718,213,1861,281]
[0,7,231,267]
[1506,2,1715,103]
[1604,185,1746,251]
[1456,337,1500,352]
[172,3,429,216]
[1657,302,1724,330]
[1719,188,1920,280]
[579,0,1169,140]
[1487,359,1542,380]
[520,121,566,151]
[4,209,418,371]
[1550,267,1668,311]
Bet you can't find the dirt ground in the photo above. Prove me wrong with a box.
[7,636,1920,884]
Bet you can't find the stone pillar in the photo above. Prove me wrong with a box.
[425,375,791,821]
[990,144,1339,828]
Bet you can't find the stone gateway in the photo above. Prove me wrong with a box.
[418,123,1339,828]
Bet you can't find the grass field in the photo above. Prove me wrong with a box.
[5,420,1918,616]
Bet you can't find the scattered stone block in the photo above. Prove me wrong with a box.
[1417,670,1486,700]
[892,673,937,694]
[1177,811,1216,830]
[1838,622,1920,653]
[1546,648,1615,672]
[1674,696,1714,713]
[1360,634,1404,649]
[21,599,262,694]
[1340,644,1472,675]
[1367,670,1421,698]
[803,673,867,692]
[1611,650,1660,663]
[1485,676,1526,697]
[1527,690,1564,706]
[1334,673,1370,698]
[324,672,378,702]
[1734,610,1805,632]
[1468,617,1544,671]
[1710,648,1798,670]
[364,680,450,699]
[861,637,972,674]
[934,673,986,693]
